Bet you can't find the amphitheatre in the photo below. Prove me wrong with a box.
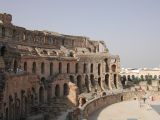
[0,13,160,120]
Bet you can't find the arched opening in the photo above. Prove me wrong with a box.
[70,75,74,83]
[111,65,116,72]
[98,77,102,90]
[121,96,123,101]
[59,62,62,73]
[63,83,69,96]
[90,63,93,73]
[154,75,157,79]
[127,75,131,81]
[140,75,144,80]
[41,77,45,83]
[0,46,6,57]
[32,62,36,74]
[104,58,109,72]
[24,62,27,71]
[98,64,101,75]
[50,62,53,75]
[41,62,45,74]
[55,84,60,97]
[114,74,117,88]
[77,75,82,93]
[132,75,135,80]
[85,75,90,92]
[90,74,95,87]
[105,74,109,88]
[67,63,70,73]
[47,86,52,101]
[39,87,44,104]
[121,75,126,86]
[13,60,18,73]
[83,63,87,73]
[2,27,5,37]
[75,63,79,73]
[5,107,8,120]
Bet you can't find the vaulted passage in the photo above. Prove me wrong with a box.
[55,84,60,97]
[77,75,82,93]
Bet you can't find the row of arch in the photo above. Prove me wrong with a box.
[23,61,117,75]
[69,74,115,93]
[122,74,160,81]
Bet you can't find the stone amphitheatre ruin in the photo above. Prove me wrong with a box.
[1,13,160,120]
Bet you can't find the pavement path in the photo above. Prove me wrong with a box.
[88,100,160,120]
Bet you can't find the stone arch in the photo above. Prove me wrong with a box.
[39,87,44,104]
[32,62,36,73]
[63,83,69,96]
[85,75,90,92]
[67,63,70,73]
[104,58,109,72]
[55,84,60,97]
[13,60,18,73]
[24,62,27,71]
[75,63,79,73]
[98,63,101,75]
[90,63,93,73]
[77,75,82,93]
[0,46,6,57]
[105,74,109,88]
[114,74,117,88]
[59,62,62,73]
[111,64,116,72]
[90,74,95,87]
[50,62,53,75]
[70,75,74,83]
[41,62,45,74]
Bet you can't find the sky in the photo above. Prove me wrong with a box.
[0,0,160,68]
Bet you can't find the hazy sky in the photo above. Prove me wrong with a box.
[0,0,160,68]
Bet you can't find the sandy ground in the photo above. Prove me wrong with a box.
[88,100,160,120]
